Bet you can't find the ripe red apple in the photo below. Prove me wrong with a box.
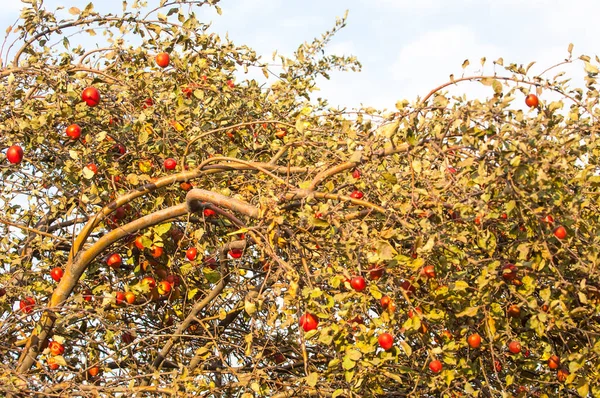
[467,333,481,349]
[203,208,216,217]
[553,225,567,239]
[508,341,521,354]
[351,168,361,179]
[115,291,126,305]
[368,264,385,279]
[501,264,517,281]
[226,79,235,89]
[542,214,554,224]
[141,276,156,289]
[50,267,64,282]
[299,312,318,332]
[157,280,172,295]
[106,253,122,268]
[500,213,508,220]
[380,295,391,309]
[88,366,100,377]
[421,265,436,278]
[548,355,560,370]
[19,297,35,314]
[66,124,81,140]
[155,52,170,68]
[378,332,394,351]
[164,158,177,170]
[229,249,243,259]
[557,368,569,382]
[47,357,60,370]
[507,305,521,318]
[83,289,93,302]
[149,246,163,258]
[81,87,100,107]
[349,190,364,199]
[134,236,145,251]
[48,340,65,356]
[525,94,539,108]
[124,291,136,304]
[186,247,198,261]
[429,360,443,373]
[350,276,366,292]
[142,98,154,109]
[85,163,98,174]
[447,166,457,174]
[6,145,24,164]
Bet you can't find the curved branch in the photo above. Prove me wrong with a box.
[16,203,189,374]
[186,188,260,219]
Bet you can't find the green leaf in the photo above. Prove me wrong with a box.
[342,356,356,370]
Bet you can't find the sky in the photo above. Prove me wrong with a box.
[1,0,599,110]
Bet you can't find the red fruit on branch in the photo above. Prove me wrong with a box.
[352,169,361,179]
[50,267,64,282]
[525,94,539,108]
[203,208,216,217]
[106,253,122,268]
[429,360,442,373]
[6,145,24,164]
[349,190,364,199]
[229,249,243,259]
[66,124,81,140]
[164,158,177,170]
[350,276,366,292]
[48,340,64,356]
[155,52,170,68]
[81,87,100,107]
[553,225,567,239]
[299,312,318,332]
[508,341,521,354]
[19,297,36,314]
[186,247,198,261]
[467,333,481,348]
[378,332,394,350]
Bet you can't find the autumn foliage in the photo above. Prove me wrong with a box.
[0,1,599,397]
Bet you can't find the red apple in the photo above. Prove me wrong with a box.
[88,366,100,377]
[47,357,60,370]
[203,208,216,217]
[421,265,436,278]
[553,225,567,239]
[66,124,81,140]
[164,158,177,170]
[81,87,100,107]
[149,246,163,258]
[48,340,64,356]
[155,52,170,68]
[186,247,198,261]
[429,359,443,373]
[380,295,391,309]
[134,236,145,250]
[352,169,361,179]
[368,264,385,280]
[226,79,234,89]
[50,267,64,282]
[467,333,481,349]
[229,249,243,259]
[106,253,122,268]
[6,145,24,164]
[19,297,35,314]
[85,163,98,175]
[115,291,126,305]
[124,291,136,304]
[299,312,318,332]
[83,289,93,302]
[350,276,366,292]
[378,332,394,350]
[141,276,156,289]
[501,264,517,281]
[508,341,521,354]
[349,190,364,199]
[542,214,554,224]
[548,355,560,370]
[525,94,539,108]
[157,280,172,295]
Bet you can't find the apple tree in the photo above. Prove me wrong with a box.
[1,1,599,397]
